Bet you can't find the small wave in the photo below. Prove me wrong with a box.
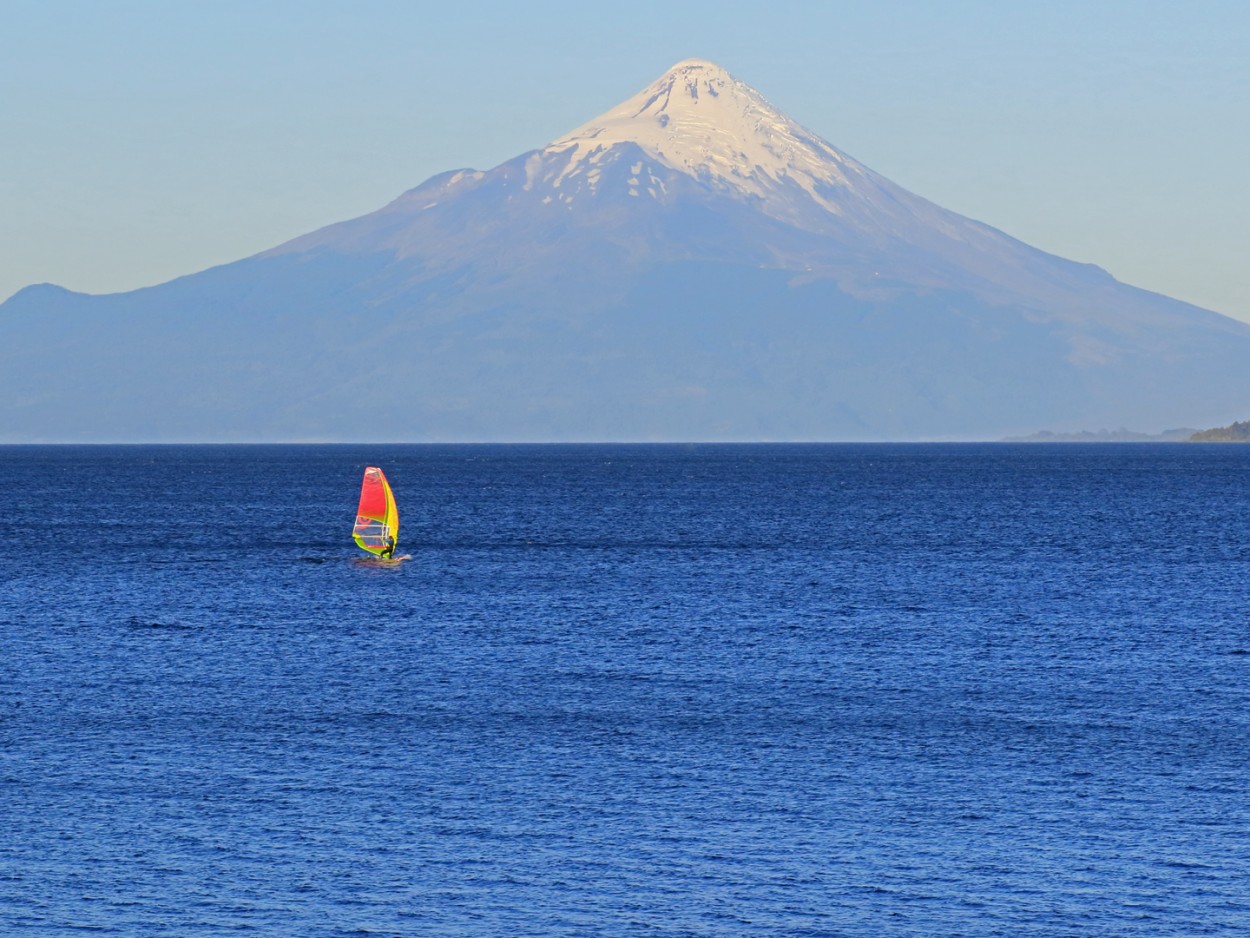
[1158,857,1212,870]
[126,616,196,631]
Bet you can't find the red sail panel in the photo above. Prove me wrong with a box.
[357,467,388,521]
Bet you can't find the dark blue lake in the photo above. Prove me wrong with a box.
[2,444,1249,935]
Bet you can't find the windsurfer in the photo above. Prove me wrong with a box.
[352,466,399,559]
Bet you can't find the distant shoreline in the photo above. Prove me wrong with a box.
[1006,420,1250,443]
[1001,428,1198,443]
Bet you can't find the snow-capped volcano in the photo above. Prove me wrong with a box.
[285,59,1041,301]
[5,59,1250,443]
[544,58,866,214]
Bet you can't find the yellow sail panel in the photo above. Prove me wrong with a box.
[385,476,399,543]
[352,466,398,555]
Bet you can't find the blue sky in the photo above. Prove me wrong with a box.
[4,0,1248,322]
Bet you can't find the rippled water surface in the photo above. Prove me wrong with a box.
[2,443,1250,935]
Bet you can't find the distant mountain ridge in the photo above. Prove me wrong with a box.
[4,59,1250,442]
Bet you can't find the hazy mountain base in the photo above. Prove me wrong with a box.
[5,256,1249,443]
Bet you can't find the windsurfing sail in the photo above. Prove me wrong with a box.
[352,466,399,555]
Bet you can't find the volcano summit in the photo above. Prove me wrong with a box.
[4,59,1248,441]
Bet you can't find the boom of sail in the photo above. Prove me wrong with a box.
[352,466,399,555]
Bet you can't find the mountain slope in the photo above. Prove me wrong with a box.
[4,59,1249,442]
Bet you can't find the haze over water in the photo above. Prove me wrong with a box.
[2,444,1249,935]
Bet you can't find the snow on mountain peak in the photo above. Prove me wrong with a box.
[543,59,869,217]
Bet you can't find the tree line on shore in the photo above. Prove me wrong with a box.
[1189,420,1250,442]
